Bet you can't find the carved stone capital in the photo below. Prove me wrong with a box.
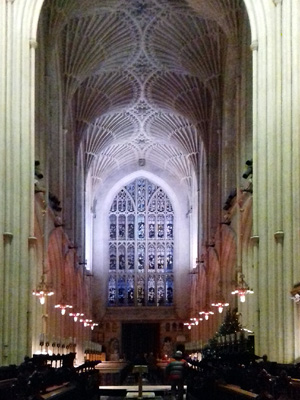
[3,232,13,242]
[250,235,259,245]
[274,230,284,241]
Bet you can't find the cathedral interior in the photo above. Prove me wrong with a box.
[1,0,300,368]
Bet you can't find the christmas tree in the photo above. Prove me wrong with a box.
[218,307,242,335]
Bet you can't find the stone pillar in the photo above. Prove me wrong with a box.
[0,0,44,365]
[245,0,300,362]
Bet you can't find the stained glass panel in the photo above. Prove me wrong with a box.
[157,245,165,270]
[148,275,155,305]
[110,215,116,239]
[118,276,126,304]
[118,215,126,239]
[118,190,126,212]
[126,182,135,198]
[138,215,145,239]
[137,277,145,305]
[166,276,173,305]
[148,182,157,198]
[118,245,125,270]
[157,190,165,212]
[137,244,145,271]
[108,178,174,307]
[127,275,134,304]
[127,245,135,269]
[137,179,146,211]
[148,244,155,270]
[166,215,173,239]
[109,245,116,270]
[108,275,116,304]
[166,197,173,212]
[157,215,164,239]
[166,243,173,270]
[157,275,164,306]
[148,215,155,238]
[128,215,135,239]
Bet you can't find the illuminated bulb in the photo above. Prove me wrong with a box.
[40,295,45,305]
[240,293,246,303]
[218,306,223,313]
[205,314,209,320]
[61,308,66,315]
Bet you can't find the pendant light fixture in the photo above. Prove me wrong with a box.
[232,274,253,302]
[199,304,214,320]
[211,282,229,313]
[69,311,84,322]
[33,275,54,305]
[32,195,54,304]
[54,285,72,315]
[54,298,73,315]
[184,322,195,330]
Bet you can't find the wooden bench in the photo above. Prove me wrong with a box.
[217,384,258,399]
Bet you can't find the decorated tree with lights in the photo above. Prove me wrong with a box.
[218,307,242,335]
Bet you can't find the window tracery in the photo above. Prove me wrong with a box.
[108,178,174,306]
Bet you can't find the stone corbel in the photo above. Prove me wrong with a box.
[3,232,13,242]
[250,235,259,245]
[274,230,284,241]
[28,236,37,246]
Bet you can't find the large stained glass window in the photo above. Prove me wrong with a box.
[107,178,174,307]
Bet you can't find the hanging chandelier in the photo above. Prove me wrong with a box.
[69,311,84,322]
[211,281,229,313]
[211,293,229,314]
[190,317,203,325]
[184,322,195,330]
[80,318,93,327]
[32,197,54,304]
[91,322,99,330]
[211,300,229,314]
[232,274,253,302]
[54,296,73,315]
[32,275,54,305]
[199,304,214,320]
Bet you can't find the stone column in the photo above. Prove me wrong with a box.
[0,0,44,364]
[245,0,300,362]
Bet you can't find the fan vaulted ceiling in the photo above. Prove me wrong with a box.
[44,0,243,189]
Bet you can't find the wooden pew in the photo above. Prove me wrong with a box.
[217,383,258,399]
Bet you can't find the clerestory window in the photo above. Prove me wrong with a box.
[108,178,174,307]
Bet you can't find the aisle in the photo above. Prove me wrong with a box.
[99,384,187,400]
